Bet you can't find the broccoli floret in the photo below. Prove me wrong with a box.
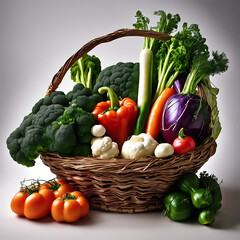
[6,113,40,167]
[32,104,65,127]
[72,144,91,157]
[69,83,103,112]
[7,103,66,166]
[6,126,35,167]
[6,127,32,166]
[6,128,22,156]
[93,62,140,102]
[19,113,34,135]
[48,124,76,155]
[21,126,49,160]
[75,112,95,143]
[46,104,95,155]
[60,104,95,143]
[7,84,101,167]
[32,91,69,114]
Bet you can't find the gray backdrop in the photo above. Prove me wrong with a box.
[1,0,239,239]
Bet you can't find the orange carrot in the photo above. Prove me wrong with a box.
[146,88,176,139]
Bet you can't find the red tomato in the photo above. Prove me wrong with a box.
[172,128,196,154]
[40,179,73,198]
[51,191,89,223]
[11,188,55,220]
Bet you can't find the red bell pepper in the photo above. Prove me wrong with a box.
[172,128,196,154]
[92,87,138,149]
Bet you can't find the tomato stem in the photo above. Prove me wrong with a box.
[20,179,41,195]
[61,192,77,201]
[43,178,61,191]
[178,128,187,139]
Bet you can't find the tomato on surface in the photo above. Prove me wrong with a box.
[51,191,89,223]
[11,183,55,220]
[10,191,28,216]
[40,179,73,198]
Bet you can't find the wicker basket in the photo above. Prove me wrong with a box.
[40,29,217,213]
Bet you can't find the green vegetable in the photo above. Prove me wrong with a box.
[60,103,95,143]
[181,51,229,94]
[67,83,103,112]
[133,10,180,134]
[45,104,95,155]
[163,191,193,221]
[6,101,66,167]
[199,171,222,213]
[178,173,213,209]
[153,38,189,101]
[7,84,100,166]
[32,104,66,127]
[163,171,222,225]
[153,23,207,100]
[94,62,140,102]
[47,123,77,155]
[32,91,69,114]
[198,209,215,225]
[174,22,209,64]
[72,144,92,157]
[200,76,221,140]
[70,54,101,89]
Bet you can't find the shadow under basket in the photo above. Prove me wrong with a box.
[40,29,217,213]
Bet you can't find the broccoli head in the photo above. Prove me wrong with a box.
[6,103,66,166]
[45,104,95,156]
[7,83,101,167]
[47,123,77,155]
[21,126,49,160]
[59,104,95,144]
[72,144,91,157]
[93,62,159,103]
[32,104,65,127]
[32,91,69,114]
[6,127,34,167]
[93,62,139,102]
[67,83,103,112]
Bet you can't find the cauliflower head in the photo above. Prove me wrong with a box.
[121,133,158,159]
[91,136,119,159]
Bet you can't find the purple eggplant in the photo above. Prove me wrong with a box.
[161,94,211,145]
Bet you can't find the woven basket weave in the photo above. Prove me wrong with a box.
[40,29,217,213]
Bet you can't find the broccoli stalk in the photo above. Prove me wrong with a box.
[133,10,180,134]
[70,54,101,89]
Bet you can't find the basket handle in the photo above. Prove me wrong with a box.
[46,28,171,96]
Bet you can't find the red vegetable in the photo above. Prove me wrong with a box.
[92,87,138,149]
[51,191,89,223]
[172,128,196,154]
[40,179,73,198]
[11,182,55,220]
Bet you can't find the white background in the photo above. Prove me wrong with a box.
[1,0,239,239]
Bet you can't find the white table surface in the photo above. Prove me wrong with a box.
[1,0,240,239]
[1,185,240,240]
